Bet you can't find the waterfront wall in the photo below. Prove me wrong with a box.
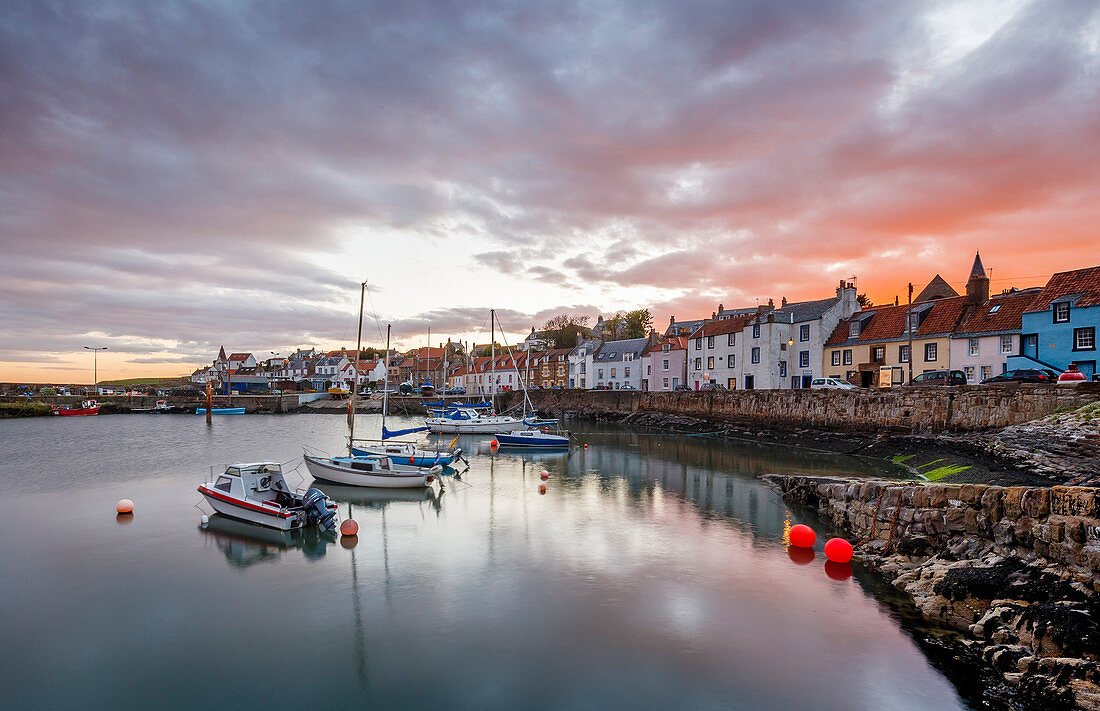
[516,384,1100,433]
[770,475,1100,576]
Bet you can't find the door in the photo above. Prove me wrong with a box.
[1074,361,1096,379]
[744,375,754,390]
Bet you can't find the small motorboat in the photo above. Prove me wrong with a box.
[493,429,570,448]
[51,400,101,416]
[195,407,246,415]
[198,462,337,531]
[425,404,524,434]
[132,399,175,414]
[304,454,441,489]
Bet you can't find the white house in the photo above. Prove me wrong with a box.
[950,286,1040,383]
[591,337,651,390]
[568,338,602,389]
[686,314,755,389]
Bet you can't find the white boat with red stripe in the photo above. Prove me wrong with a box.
[198,462,337,532]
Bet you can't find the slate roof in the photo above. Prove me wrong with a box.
[1025,265,1100,312]
[316,356,347,366]
[755,297,839,324]
[594,338,650,363]
[570,339,603,358]
[954,288,1042,336]
[914,275,959,303]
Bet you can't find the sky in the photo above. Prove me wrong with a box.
[2,0,1099,383]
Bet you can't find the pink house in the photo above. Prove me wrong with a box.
[642,337,688,391]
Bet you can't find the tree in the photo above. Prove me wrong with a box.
[542,314,592,349]
[856,293,871,307]
[604,309,652,340]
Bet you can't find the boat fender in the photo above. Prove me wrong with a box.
[302,488,337,530]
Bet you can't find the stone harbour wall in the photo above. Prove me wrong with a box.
[520,383,1100,433]
[768,474,1100,710]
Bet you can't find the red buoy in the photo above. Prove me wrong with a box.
[824,538,854,564]
[490,439,499,449]
[116,499,134,514]
[409,456,416,464]
[787,545,815,565]
[340,519,359,536]
[540,471,549,480]
[788,524,815,548]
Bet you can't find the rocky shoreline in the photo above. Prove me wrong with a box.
[768,474,1100,710]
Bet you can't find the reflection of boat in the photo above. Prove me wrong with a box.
[304,454,440,488]
[51,399,100,416]
[132,399,175,414]
[198,462,338,531]
[199,514,334,567]
[195,407,246,415]
[317,481,440,507]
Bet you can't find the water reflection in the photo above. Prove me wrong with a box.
[200,514,335,567]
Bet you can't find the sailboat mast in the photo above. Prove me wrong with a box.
[490,309,496,410]
[382,325,391,436]
[349,281,365,453]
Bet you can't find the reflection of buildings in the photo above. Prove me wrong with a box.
[200,515,334,568]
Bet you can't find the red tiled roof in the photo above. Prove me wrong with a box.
[914,295,967,336]
[1027,265,1100,311]
[954,288,1043,336]
[855,303,910,342]
[825,319,851,346]
[228,353,252,361]
[697,316,751,337]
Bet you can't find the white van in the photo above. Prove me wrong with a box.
[810,377,857,390]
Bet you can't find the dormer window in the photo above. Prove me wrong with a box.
[848,321,860,338]
[1053,302,1070,323]
[662,344,670,352]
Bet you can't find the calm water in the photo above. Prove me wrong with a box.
[0,413,973,710]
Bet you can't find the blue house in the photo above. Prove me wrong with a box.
[1007,265,1100,379]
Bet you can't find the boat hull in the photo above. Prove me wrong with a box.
[351,445,455,467]
[426,418,525,434]
[52,407,101,416]
[198,486,303,531]
[196,407,246,415]
[304,455,434,489]
[494,432,570,448]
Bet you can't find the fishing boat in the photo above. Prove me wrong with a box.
[195,407,246,415]
[304,454,440,488]
[51,400,101,416]
[132,399,175,414]
[198,461,338,531]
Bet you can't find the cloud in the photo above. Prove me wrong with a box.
[2,0,1099,377]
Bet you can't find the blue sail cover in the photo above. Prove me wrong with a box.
[382,425,430,440]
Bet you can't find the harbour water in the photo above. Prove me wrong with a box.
[0,413,976,710]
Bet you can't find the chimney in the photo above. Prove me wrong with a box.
[718,303,724,313]
[781,296,787,308]
[669,315,675,326]
[576,332,583,346]
[895,295,899,306]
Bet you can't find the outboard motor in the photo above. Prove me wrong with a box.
[302,488,337,531]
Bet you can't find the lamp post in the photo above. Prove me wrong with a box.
[84,346,108,396]
[270,351,280,394]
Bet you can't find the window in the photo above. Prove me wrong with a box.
[924,343,938,361]
[779,361,787,378]
[968,338,980,356]
[989,304,1001,314]
[849,321,860,338]
[662,343,670,352]
[800,325,810,342]
[662,359,669,370]
[707,357,714,369]
[728,354,735,368]
[624,353,634,361]
[626,367,632,377]
[580,363,586,374]
[1075,327,1096,351]
[751,347,760,364]
[598,369,603,379]
[695,338,702,350]
[694,358,702,370]
[610,368,616,378]
[843,350,852,366]
[1000,335,1013,354]
[728,333,736,346]
[964,366,975,382]
[663,377,669,388]
[831,350,841,366]
[981,365,993,381]
[799,351,809,368]
[645,365,650,375]
[707,336,714,349]
[872,346,885,363]
[899,345,910,363]
[1054,302,1070,323]
[214,476,233,493]
[728,378,737,389]
[752,324,760,338]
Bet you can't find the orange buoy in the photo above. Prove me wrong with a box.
[788,524,815,548]
[409,456,416,464]
[540,471,550,480]
[116,499,134,514]
[787,545,815,565]
[490,439,499,449]
[824,560,853,581]
[583,443,588,449]
[340,519,359,536]
[538,484,547,495]
[824,538,854,564]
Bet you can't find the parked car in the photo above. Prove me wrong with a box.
[673,385,692,392]
[444,386,467,395]
[699,383,725,390]
[620,384,636,390]
[810,377,857,390]
[592,385,612,390]
[905,370,967,386]
[980,369,1059,384]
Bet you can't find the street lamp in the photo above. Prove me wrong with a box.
[84,346,108,396]
[270,351,280,394]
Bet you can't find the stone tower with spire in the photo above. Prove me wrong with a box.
[965,251,990,307]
